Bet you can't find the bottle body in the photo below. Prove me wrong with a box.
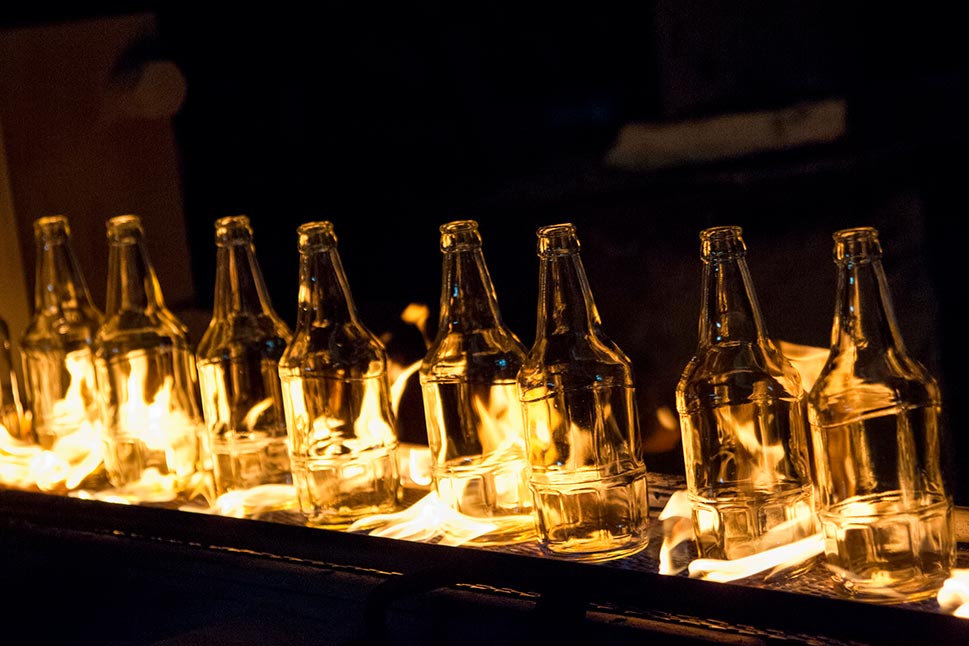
[19,215,105,490]
[676,226,817,566]
[420,220,533,545]
[518,223,649,561]
[278,221,400,528]
[94,215,211,504]
[808,227,953,602]
[677,350,817,561]
[196,216,293,497]
[0,316,26,442]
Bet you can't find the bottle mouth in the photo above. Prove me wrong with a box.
[105,214,144,243]
[700,225,746,260]
[833,226,882,263]
[214,215,253,246]
[536,223,579,256]
[439,219,482,252]
[34,215,71,241]
[297,220,338,252]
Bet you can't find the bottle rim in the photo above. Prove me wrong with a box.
[440,219,482,252]
[214,215,254,245]
[700,225,746,259]
[105,214,143,241]
[297,220,338,251]
[833,226,882,263]
[536,222,579,256]
[33,215,70,238]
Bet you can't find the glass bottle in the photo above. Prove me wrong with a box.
[807,226,953,602]
[1,315,26,442]
[196,215,293,499]
[278,221,400,528]
[517,222,649,561]
[94,214,212,505]
[675,225,817,567]
[19,215,105,489]
[420,220,534,545]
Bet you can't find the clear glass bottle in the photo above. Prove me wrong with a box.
[196,215,293,498]
[278,220,401,528]
[676,225,817,566]
[517,222,649,561]
[807,226,953,602]
[1,315,26,442]
[19,215,105,489]
[420,219,534,545]
[94,214,212,505]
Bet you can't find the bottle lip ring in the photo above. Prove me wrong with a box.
[214,215,254,245]
[214,214,251,229]
[297,220,338,251]
[832,226,879,242]
[439,219,479,233]
[105,214,143,241]
[833,226,882,262]
[537,222,576,237]
[440,219,482,251]
[34,215,71,237]
[536,222,580,255]
[700,225,746,259]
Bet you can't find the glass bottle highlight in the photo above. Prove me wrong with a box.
[676,226,817,566]
[807,226,953,603]
[19,215,105,490]
[518,222,649,561]
[196,215,293,499]
[420,220,534,545]
[278,221,401,528]
[94,214,212,504]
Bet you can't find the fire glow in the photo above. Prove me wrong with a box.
[0,325,966,617]
[657,488,824,582]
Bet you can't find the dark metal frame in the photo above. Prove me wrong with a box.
[2,487,967,645]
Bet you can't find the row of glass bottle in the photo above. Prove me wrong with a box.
[4,213,955,603]
[6,214,648,563]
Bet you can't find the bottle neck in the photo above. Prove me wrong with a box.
[830,254,905,354]
[439,246,504,330]
[697,253,766,347]
[535,246,601,340]
[213,239,276,319]
[34,234,97,316]
[105,231,165,316]
[296,245,358,326]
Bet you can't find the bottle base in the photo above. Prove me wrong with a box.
[820,492,954,604]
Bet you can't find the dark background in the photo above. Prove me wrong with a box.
[4,3,967,501]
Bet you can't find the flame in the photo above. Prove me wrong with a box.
[120,356,183,451]
[939,569,969,618]
[0,424,40,488]
[0,350,105,492]
[31,418,103,491]
[345,490,533,547]
[657,490,699,575]
[715,404,788,489]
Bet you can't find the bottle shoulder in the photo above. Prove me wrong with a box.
[518,333,635,391]
[95,309,190,350]
[279,321,387,371]
[21,309,102,348]
[196,313,292,358]
[422,327,526,364]
[676,341,805,405]
[807,348,941,418]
